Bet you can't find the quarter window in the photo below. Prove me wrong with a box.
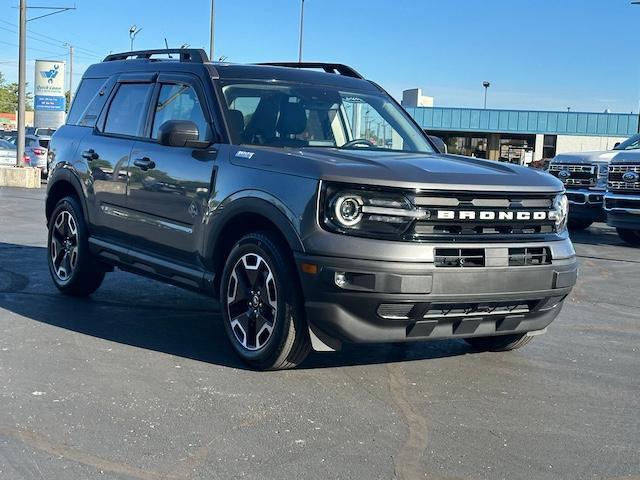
[104,83,153,137]
[152,84,208,140]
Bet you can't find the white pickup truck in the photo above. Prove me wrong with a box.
[547,133,640,231]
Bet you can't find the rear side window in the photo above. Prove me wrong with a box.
[66,78,107,126]
[104,83,153,137]
[39,139,50,148]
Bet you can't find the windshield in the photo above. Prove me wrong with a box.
[614,134,640,151]
[0,139,16,150]
[220,81,434,153]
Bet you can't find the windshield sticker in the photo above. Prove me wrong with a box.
[235,151,255,159]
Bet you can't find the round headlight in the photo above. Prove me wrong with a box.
[334,195,363,227]
[553,193,569,232]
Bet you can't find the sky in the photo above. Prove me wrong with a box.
[0,0,638,113]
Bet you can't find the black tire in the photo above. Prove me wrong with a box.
[47,195,105,296]
[568,219,593,231]
[616,228,640,247]
[219,232,311,370]
[464,333,532,352]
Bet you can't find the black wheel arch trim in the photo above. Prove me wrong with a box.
[203,191,305,268]
[46,166,90,225]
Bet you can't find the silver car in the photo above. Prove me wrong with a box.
[0,138,17,167]
[24,134,50,176]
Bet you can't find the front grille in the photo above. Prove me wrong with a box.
[508,247,551,266]
[548,164,597,187]
[434,248,485,267]
[376,300,537,321]
[423,301,532,319]
[608,164,640,192]
[409,192,557,240]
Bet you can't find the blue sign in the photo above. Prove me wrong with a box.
[35,95,66,112]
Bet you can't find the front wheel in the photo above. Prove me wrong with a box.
[616,228,640,247]
[464,333,532,352]
[220,232,311,370]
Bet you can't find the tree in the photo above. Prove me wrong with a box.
[0,72,34,112]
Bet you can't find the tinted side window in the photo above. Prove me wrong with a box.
[66,78,106,126]
[151,84,208,140]
[104,83,153,137]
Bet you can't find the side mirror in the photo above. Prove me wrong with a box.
[157,120,210,148]
[613,142,621,149]
[428,135,447,154]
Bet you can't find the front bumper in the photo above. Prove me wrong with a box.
[566,189,605,222]
[604,193,640,229]
[295,239,578,348]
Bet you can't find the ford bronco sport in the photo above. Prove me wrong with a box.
[46,49,577,370]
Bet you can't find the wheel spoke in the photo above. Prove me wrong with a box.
[227,252,278,351]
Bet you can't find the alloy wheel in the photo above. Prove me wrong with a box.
[50,210,79,281]
[226,253,278,351]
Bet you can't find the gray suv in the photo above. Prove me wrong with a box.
[46,49,577,369]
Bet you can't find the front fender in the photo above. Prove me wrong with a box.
[202,190,306,264]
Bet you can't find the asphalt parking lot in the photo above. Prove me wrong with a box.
[0,186,638,480]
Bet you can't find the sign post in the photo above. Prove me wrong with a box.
[34,59,66,129]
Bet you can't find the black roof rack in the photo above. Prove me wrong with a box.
[256,62,364,79]
[103,49,209,63]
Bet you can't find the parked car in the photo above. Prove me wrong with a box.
[603,134,640,246]
[546,134,640,230]
[0,138,17,166]
[35,127,56,137]
[24,134,51,177]
[46,49,577,370]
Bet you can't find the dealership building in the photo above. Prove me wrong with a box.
[402,93,639,163]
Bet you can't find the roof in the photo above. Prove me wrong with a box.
[406,106,639,138]
[83,50,376,92]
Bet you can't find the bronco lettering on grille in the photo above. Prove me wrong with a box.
[436,210,550,221]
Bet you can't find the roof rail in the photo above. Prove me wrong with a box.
[103,49,209,63]
[256,62,364,79]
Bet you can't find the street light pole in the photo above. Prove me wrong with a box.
[298,0,305,62]
[209,0,215,60]
[483,81,490,109]
[16,0,27,167]
[129,25,142,51]
[64,43,73,106]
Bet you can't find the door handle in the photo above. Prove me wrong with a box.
[133,157,155,171]
[81,149,99,161]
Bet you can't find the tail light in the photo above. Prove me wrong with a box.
[23,154,31,165]
[33,148,46,155]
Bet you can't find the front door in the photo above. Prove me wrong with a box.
[126,75,218,263]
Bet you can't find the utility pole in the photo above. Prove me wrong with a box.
[298,0,305,62]
[64,43,73,105]
[209,0,215,60]
[16,0,27,167]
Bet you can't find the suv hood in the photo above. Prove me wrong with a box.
[239,147,563,193]
[552,150,640,165]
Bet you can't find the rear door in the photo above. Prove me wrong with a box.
[126,73,219,263]
[78,76,155,241]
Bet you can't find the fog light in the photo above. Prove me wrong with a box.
[334,272,347,288]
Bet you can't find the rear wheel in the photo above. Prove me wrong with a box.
[220,232,311,370]
[616,228,640,247]
[568,219,593,231]
[464,333,532,352]
[47,196,105,296]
